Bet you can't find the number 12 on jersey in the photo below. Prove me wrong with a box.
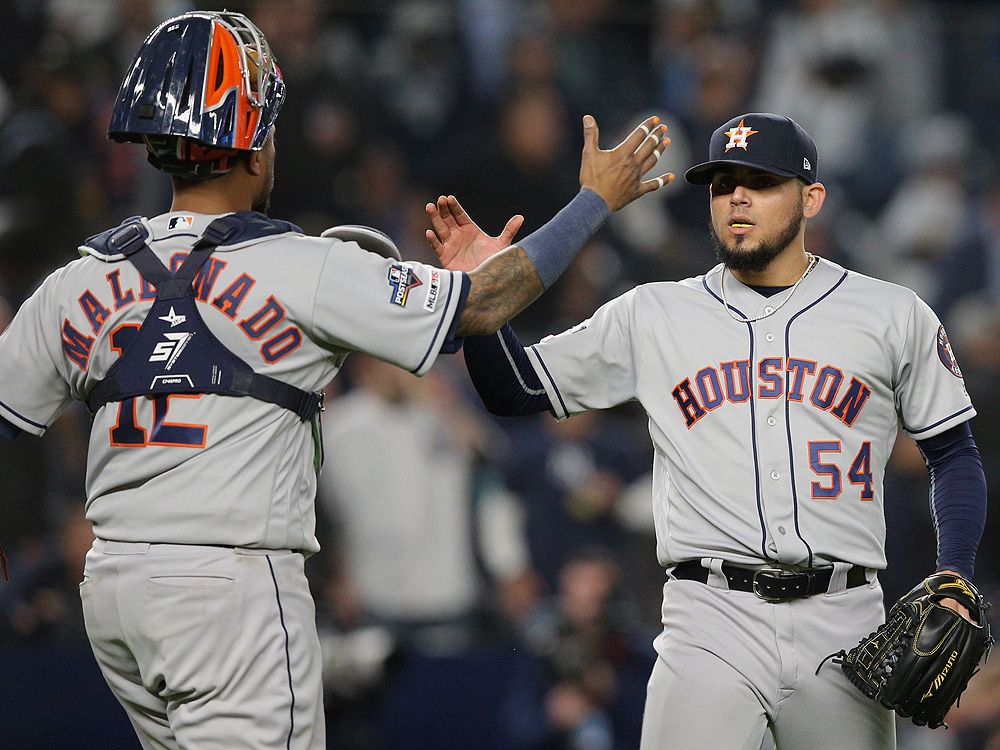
[110,394,207,448]
[808,440,873,501]
[107,323,208,448]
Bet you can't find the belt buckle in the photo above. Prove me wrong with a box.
[752,567,806,602]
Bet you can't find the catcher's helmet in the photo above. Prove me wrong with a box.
[109,11,284,153]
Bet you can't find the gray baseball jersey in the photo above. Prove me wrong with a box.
[0,211,465,553]
[524,256,974,572]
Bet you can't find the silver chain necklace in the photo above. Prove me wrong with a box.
[720,253,818,323]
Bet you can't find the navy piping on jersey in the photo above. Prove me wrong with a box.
[498,328,546,396]
[0,398,45,429]
[411,272,466,373]
[745,325,770,559]
[701,274,746,319]
[266,556,296,750]
[783,270,849,567]
[149,233,200,243]
[906,405,976,436]
[529,346,569,416]
[701,276,771,558]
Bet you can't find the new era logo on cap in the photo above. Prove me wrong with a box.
[685,113,819,185]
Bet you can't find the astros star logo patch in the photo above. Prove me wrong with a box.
[724,119,759,152]
[936,325,963,378]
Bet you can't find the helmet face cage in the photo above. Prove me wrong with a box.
[216,11,279,112]
[109,10,284,153]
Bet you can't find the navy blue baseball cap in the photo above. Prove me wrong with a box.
[685,113,818,185]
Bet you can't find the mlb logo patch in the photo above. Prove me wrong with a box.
[423,269,441,312]
[168,215,194,230]
[387,264,422,306]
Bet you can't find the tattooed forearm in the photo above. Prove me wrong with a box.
[457,246,544,336]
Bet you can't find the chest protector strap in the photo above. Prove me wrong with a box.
[86,216,323,421]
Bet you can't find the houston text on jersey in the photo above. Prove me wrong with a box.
[671,357,872,429]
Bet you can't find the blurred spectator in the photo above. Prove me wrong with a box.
[250,0,372,232]
[501,548,651,750]
[449,83,578,236]
[0,37,95,300]
[455,0,518,103]
[499,409,651,599]
[350,142,419,249]
[754,0,944,213]
[317,354,526,651]
[870,113,975,301]
[544,0,654,126]
[447,82,580,333]
[0,504,93,644]
[936,180,1000,324]
[316,354,538,746]
[370,0,471,177]
[652,0,730,123]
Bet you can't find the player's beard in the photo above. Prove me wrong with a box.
[252,159,275,215]
[709,197,804,273]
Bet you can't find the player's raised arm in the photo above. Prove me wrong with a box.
[431,115,672,337]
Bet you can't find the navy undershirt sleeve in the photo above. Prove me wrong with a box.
[0,414,23,440]
[463,324,552,416]
[440,272,471,354]
[915,420,987,580]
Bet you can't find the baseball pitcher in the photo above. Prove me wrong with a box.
[428,113,990,749]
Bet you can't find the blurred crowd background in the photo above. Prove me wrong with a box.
[1,0,999,748]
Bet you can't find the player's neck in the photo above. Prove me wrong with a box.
[729,247,811,288]
[169,177,254,215]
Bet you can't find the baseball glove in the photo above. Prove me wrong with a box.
[821,572,992,728]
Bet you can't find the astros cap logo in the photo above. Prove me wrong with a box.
[724,119,759,152]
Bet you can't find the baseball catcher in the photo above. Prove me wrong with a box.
[821,572,992,728]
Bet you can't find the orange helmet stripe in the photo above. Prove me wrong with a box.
[203,20,258,149]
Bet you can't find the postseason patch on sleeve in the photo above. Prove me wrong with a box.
[387,264,422,306]
[936,325,963,378]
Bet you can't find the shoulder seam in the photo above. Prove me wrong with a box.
[891,292,919,389]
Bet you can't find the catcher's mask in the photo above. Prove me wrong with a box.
[109,11,284,179]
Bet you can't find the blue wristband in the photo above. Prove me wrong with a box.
[519,188,611,289]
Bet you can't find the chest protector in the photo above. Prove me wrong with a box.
[85,213,323,422]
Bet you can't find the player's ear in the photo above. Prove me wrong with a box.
[802,181,826,219]
[245,149,265,177]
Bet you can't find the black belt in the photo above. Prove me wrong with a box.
[671,560,869,602]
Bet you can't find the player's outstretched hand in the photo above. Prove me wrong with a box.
[579,114,673,211]
[425,195,524,273]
